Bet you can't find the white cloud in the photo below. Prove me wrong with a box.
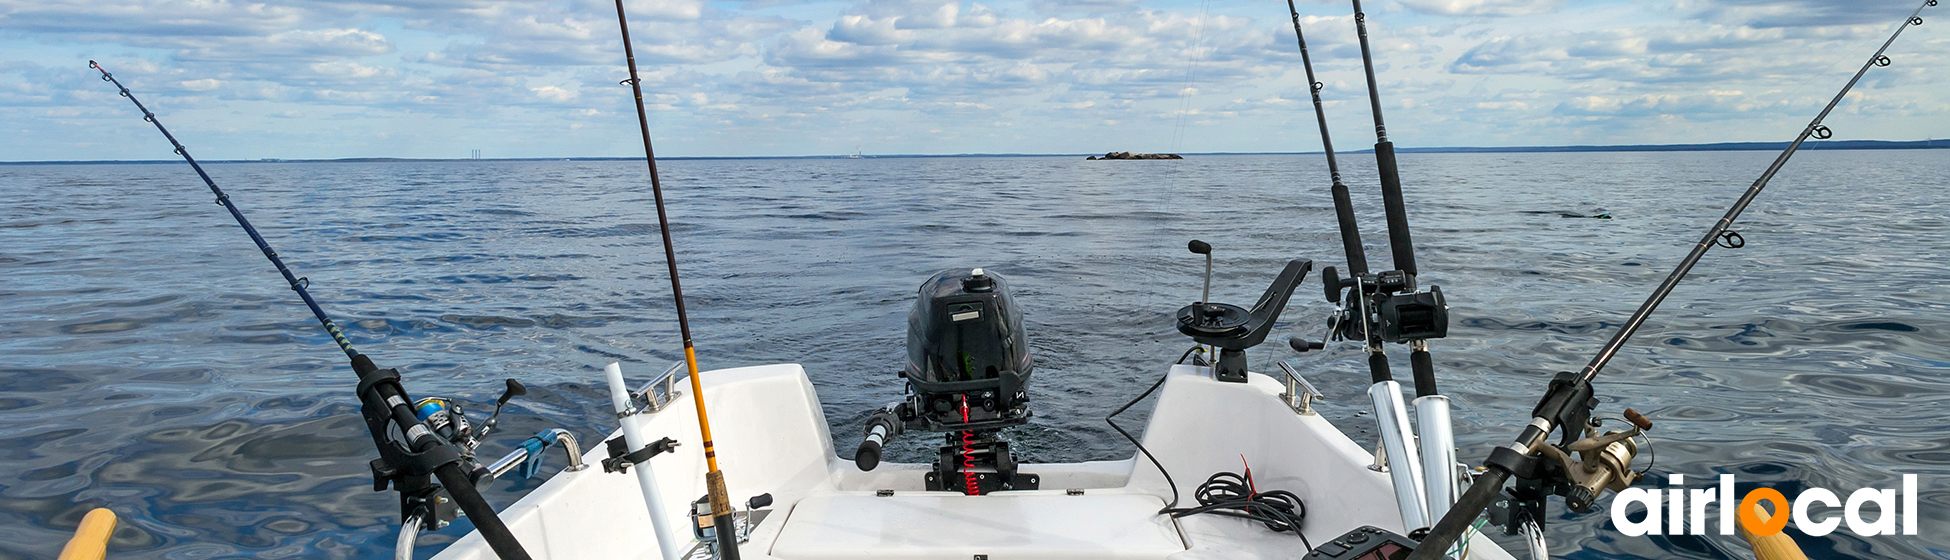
[3,0,1946,160]
[177,28,395,61]
[1676,0,1928,28]
[1396,0,1563,17]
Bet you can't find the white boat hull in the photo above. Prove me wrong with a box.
[433,364,1511,559]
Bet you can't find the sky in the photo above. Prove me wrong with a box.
[3,0,1946,160]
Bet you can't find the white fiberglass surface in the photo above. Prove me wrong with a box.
[434,363,1510,560]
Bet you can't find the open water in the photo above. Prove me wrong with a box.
[1,151,1946,559]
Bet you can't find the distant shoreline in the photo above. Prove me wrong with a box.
[6,139,1944,165]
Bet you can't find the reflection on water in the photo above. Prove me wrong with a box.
[1,151,1945,558]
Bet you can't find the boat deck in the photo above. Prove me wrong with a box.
[773,491,1183,559]
[432,363,1511,559]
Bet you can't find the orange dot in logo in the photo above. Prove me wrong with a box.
[1740,488,1790,537]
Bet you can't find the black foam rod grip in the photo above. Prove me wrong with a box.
[435,462,533,559]
[714,513,743,559]
[1411,349,1436,398]
[1329,182,1370,276]
[1367,352,1392,384]
[1406,467,1513,560]
[1188,240,1211,254]
[352,353,377,375]
[1373,141,1417,277]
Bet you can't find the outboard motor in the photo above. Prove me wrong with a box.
[907,268,1033,430]
[855,268,1041,495]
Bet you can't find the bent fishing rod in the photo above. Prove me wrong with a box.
[1407,1,1939,558]
[87,61,533,560]
[609,2,744,558]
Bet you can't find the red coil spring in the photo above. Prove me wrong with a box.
[959,396,979,495]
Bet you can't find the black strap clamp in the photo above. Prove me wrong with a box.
[603,436,680,474]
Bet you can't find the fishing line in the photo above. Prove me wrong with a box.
[1170,0,1215,154]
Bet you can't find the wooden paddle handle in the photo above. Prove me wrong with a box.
[58,508,116,560]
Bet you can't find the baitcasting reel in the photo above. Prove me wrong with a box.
[1319,267,1448,345]
[856,268,1040,495]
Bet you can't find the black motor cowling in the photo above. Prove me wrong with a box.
[904,268,1032,431]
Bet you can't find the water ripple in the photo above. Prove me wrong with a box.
[1,153,1946,558]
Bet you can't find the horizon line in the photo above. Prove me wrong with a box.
[8,138,1945,165]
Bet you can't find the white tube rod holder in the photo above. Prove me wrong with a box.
[606,362,684,560]
[1370,380,1430,530]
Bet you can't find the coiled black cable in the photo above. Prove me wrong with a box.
[1166,471,1312,551]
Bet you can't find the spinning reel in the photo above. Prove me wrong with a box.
[1306,375,1654,558]
[1483,373,1655,537]
[372,375,573,554]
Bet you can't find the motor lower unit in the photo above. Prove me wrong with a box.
[855,268,1039,495]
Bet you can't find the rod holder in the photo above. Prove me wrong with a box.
[1369,380,1430,530]
[1414,395,1457,524]
[606,362,684,560]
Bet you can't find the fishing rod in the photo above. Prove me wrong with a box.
[1285,0,1368,277]
[1346,0,1446,402]
[1349,0,1415,278]
[1281,0,1437,532]
[1406,1,1938,558]
[609,2,743,558]
[87,61,533,560]
[1341,0,1460,525]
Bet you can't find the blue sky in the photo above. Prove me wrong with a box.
[4,0,1945,159]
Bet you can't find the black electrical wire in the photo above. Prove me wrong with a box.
[1108,371,1180,511]
[1165,471,1312,551]
[1174,346,1199,365]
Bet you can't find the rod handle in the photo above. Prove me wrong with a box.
[1373,141,1418,277]
[1410,347,1436,398]
[1405,466,1511,560]
[434,462,534,560]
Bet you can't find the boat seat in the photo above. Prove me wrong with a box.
[769,491,1187,559]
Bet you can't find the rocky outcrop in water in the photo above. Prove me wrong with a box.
[1087,151,1182,160]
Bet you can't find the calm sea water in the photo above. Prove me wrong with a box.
[1,152,1945,559]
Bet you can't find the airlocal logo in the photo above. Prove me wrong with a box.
[1610,474,1920,537]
